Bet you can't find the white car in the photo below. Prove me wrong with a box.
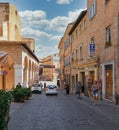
[31,83,42,94]
[45,85,58,95]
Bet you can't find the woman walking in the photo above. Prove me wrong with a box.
[91,81,99,105]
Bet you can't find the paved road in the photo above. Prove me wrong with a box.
[8,90,119,130]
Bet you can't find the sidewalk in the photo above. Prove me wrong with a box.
[75,93,119,122]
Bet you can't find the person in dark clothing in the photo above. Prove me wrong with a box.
[16,82,22,88]
[76,81,82,98]
[65,84,70,94]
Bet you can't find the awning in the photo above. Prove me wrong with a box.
[0,51,14,67]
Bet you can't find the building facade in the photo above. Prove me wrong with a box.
[0,3,21,41]
[58,23,73,88]
[58,0,119,104]
[0,42,39,89]
[39,53,60,84]
[0,3,39,89]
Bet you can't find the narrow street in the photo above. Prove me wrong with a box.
[8,90,119,130]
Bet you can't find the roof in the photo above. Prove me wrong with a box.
[0,41,39,62]
[69,10,87,35]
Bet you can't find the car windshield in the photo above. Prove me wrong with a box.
[34,83,39,87]
[47,85,56,89]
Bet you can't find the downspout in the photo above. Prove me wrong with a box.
[115,13,119,104]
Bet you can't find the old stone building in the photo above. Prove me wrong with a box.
[0,3,21,41]
[0,41,39,89]
[39,53,60,83]
[0,3,39,89]
[58,0,119,104]
[58,23,73,89]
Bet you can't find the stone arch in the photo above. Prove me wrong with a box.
[0,52,14,90]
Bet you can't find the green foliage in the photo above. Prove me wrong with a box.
[23,88,32,97]
[12,87,32,102]
[12,87,25,102]
[0,90,12,130]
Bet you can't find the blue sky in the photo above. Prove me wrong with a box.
[0,0,86,58]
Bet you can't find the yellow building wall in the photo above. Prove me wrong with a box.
[22,38,35,52]
[9,4,21,41]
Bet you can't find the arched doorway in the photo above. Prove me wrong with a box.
[0,51,14,90]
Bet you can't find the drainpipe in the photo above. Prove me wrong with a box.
[115,14,119,104]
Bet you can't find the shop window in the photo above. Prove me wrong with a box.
[105,25,111,47]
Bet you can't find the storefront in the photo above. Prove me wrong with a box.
[78,57,99,96]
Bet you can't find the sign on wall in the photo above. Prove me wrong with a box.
[90,43,95,56]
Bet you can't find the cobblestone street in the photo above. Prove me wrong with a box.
[8,90,119,130]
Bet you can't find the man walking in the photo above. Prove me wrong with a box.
[76,81,82,99]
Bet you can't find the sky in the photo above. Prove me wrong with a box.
[0,0,87,59]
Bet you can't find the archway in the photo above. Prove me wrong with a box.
[0,51,14,90]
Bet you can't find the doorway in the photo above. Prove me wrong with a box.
[105,64,113,100]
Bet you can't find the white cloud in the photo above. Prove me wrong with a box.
[68,9,85,22]
[56,0,73,4]
[20,8,85,58]
[35,44,59,58]
[22,27,61,42]
[19,10,46,21]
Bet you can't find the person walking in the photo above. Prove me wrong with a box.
[76,81,82,99]
[65,83,70,94]
[91,81,99,105]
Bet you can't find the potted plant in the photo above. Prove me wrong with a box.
[12,87,25,102]
[23,88,32,100]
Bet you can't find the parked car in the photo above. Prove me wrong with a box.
[31,83,42,94]
[45,85,58,95]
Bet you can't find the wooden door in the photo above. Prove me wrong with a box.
[105,65,113,100]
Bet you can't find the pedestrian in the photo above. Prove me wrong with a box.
[65,83,70,94]
[44,82,46,88]
[76,81,82,99]
[91,81,99,105]
[16,82,22,88]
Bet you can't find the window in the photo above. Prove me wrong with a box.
[76,30,78,38]
[4,15,9,21]
[71,52,74,62]
[106,26,111,43]
[76,49,78,61]
[0,23,3,36]
[79,25,81,33]
[105,0,110,4]
[91,37,95,44]
[89,0,96,19]
[84,19,86,28]
[80,46,83,60]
